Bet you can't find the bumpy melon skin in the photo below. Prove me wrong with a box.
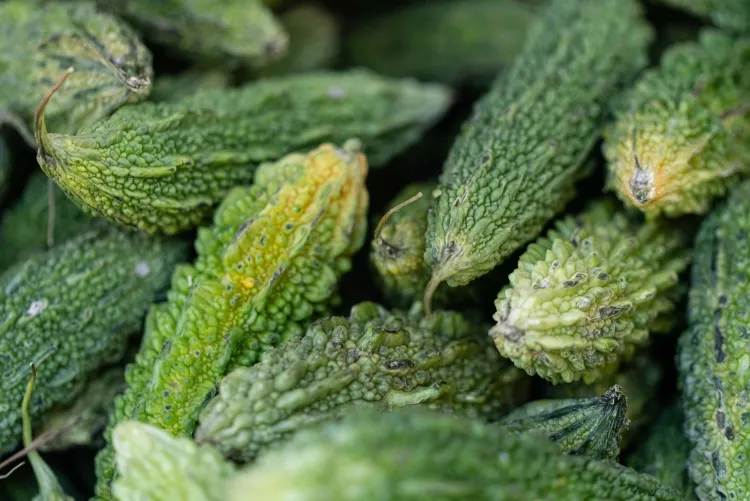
[226,408,684,501]
[36,70,451,235]
[491,200,690,384]
[0,228,187,455]
[94,144,369,500]
[678,181,750,501]
[195,301,529,461]
[424,0,653,296]
[0,0,152,135]
[604,31,750,218]
[97,0,287,69]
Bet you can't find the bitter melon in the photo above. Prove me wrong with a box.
[111,421,235,501]
[499,385,628,460]
[627,405,695,499]
[0,228,187,455]
[603,31,750,218]
[490,199,690,384]
[543,352,663,447]
[195,301,529,461]
[227,407,684,501]
[0,173,98,272]
[0,0,152,135]
[655,0,750,33]
[257,4,340,77]
[36,69,451,235]
[148,71,231,103]
[424,0,652,312]
[94,143,369,499]
[97,0,287,69]
[678,180,750,501]
[345,0,538,86]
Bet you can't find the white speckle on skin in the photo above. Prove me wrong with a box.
[498,451,510,463]
[134,262,150,278]
[328,86,346,100]
[27,299,48,317]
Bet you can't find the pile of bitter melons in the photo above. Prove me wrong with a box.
[0,0,748,500]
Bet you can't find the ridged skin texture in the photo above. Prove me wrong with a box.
[148,70,231,103]
[346,0,537,86]
[499,385,628,460]
[424,0,652,295]
[544,352,663,447]
[94,144,369,500]
[627,405,695,499]
[228,408,684,501]
[36,69,451,235]
[98,0,287,69]
[111,422,235,501]
[491,200,690,384]
[258,4,340,77]
[370,183,436,308]
[657,0,750,33]
[38,368,126,452]
[0,173,98,272]
[604,31,750,218]
[0,0,152,135]
[0,227,186,455]
[195,301,529,461]
[678,181,750,501]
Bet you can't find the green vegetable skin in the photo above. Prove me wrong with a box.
[656,0,750,33]
[543,352,663,447]
[604,32,750,218]
[345,0,538,86]
[111,421,234,501]
[38,368,126,452]
[678,181,750,501]
[94,143,369,499]
[370,183,436,308]
[499,385,628,460]
[195,301,529,461]
[491,200,689,384]
[257,4,340,77]
[35,69,451,235]
[627,406,695,499]
[0,228,187,455]
[227,408,684,501]
[424,0,653,309]
[148,71,231,103]
[0,0,152,135]
[98,0,287,69]
[0,173,97,272]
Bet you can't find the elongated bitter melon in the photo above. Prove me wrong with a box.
[227,408,684,501]
[604,31,750,217]
[36,69,450,235]
[491,199,690,384]
[195,301,529,461]
[0,0,152,135]
[0,174,98,272]
[423,0,652,313]
[678,180,750,501]
[346,0,538,86]
[499,385,628,460]
[97,0,287,69]
[94,143,369,500]
[0,228,187,455]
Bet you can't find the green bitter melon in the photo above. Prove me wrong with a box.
[499,385,628,460]
[603,31,750,218]
[94,143,369,499]
[678,180,750,501]
[195,301,529,461]
[36,69,451,235]
[0,0,152,136]
[0,228,187,455]
[423,0,653,314]
[490,199,690,384]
